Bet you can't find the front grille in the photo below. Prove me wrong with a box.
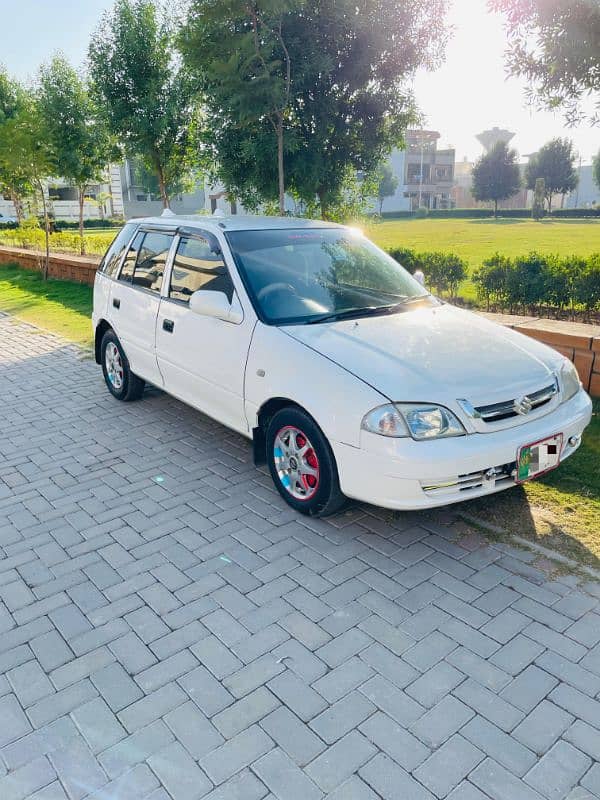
[474,382,557,423]
[421,462,516,498]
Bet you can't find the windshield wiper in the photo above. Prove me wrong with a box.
[306,304,405,325]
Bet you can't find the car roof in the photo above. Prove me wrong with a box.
[128,213,344,234]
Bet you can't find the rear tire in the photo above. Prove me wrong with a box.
[265,406,347,517]
[100,329,145,402]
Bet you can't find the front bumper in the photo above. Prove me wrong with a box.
[333,389,593,510]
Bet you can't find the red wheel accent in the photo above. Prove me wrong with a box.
[273,426,321,501]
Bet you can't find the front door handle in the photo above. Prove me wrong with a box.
[112,298,120,309]
[163,319,174,333]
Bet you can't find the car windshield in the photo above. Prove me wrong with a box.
[226,227,432,325]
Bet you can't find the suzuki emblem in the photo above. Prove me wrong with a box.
[513,395,533,416]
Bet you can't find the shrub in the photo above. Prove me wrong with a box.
[506,252,552,310]
[419,251,467,297]
[574,253,600,312]
[386,247,421,272]
[414,206,429,219]
[473,253,513,310]
[545,255,587,312]
[53,217,124,230]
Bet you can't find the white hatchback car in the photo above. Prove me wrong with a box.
[92,214,592,516]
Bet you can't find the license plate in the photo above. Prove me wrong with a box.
[516,434,563,483]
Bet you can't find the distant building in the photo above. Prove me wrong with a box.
[376,130,455,213]
[476,127,515,153]
[565,165,600,208]
[452,129,533,210]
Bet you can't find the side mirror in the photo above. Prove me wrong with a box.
[189,290,243,324]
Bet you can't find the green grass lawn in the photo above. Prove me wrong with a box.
[0,263,93,347]
[367,218,600,302]
[0,259,598,564]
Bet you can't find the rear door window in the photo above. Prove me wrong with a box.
[131,232,173,293]
[99,223,137,278]
[119,231,144,282]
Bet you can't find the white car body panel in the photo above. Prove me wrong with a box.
[155,293,253,435]
[92,214,593,511]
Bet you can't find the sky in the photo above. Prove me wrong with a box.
[0,0,597,164]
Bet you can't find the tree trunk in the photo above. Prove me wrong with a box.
[276,116,285,216]
[157,166,170,209]
[318,187,328,220]
[10,190,24,224]
[38,181,50,281]
[78,188,86,256]
[547,194,553,214]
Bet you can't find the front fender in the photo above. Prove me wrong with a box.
[245,323,387,447]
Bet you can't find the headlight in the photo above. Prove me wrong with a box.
[361,404,408,437]
[361,403,465,440]
[560,360,581,402]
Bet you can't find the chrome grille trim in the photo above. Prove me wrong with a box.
[471,381,557,423]
[421,463,515,497]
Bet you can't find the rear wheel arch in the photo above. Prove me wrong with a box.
[95,319,112,364]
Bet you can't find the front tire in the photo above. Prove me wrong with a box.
[100,329,145,402]
[265,407,346,517]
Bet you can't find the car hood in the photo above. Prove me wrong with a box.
[282,304,561,406]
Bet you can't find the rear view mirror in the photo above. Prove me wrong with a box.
[189,290,243,324]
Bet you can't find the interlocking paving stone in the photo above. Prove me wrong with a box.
[252,747,322,800]
[413,734,484,799]
[148,741,213,800]
[461,716,537,777]
[471,759,547,800]
[410,695,475,748]
[512,701,575,756]
[260,706,326,766]
[306,731,377,793]
[359,710,430,771]
[359,752,434,800]
[2,315,600,800]
[524,741,591,800]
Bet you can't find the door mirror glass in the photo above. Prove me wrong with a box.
[189,290,243,323]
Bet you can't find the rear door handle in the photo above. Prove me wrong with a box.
[163,319,174,333]
[112,298,120,309]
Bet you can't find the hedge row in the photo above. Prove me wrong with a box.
[379,208,600,220]
[0,227,116,256]
[473,252,600,313]
[387,246,600,314]
[0,218,122,231]
[387,247,467,297]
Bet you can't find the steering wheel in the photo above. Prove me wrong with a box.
[257,282,297,301]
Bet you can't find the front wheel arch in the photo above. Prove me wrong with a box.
[254,397,314,465]
[263,404,347,516]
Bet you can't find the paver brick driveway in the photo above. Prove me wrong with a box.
[1,312,600,800]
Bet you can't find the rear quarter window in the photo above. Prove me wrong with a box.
[99,223,137,278]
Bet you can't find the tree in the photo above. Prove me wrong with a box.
[181,0,298,215]
[593,150,600,192]
[89,0,200,209]
[525,138,578,213]
[490,0,600,125]
[39,55,116,254]
[181,0,448,218]
[471,141,521,216]
[0,97,56,278]
[376,164,399,215]
[0,68,30,223]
